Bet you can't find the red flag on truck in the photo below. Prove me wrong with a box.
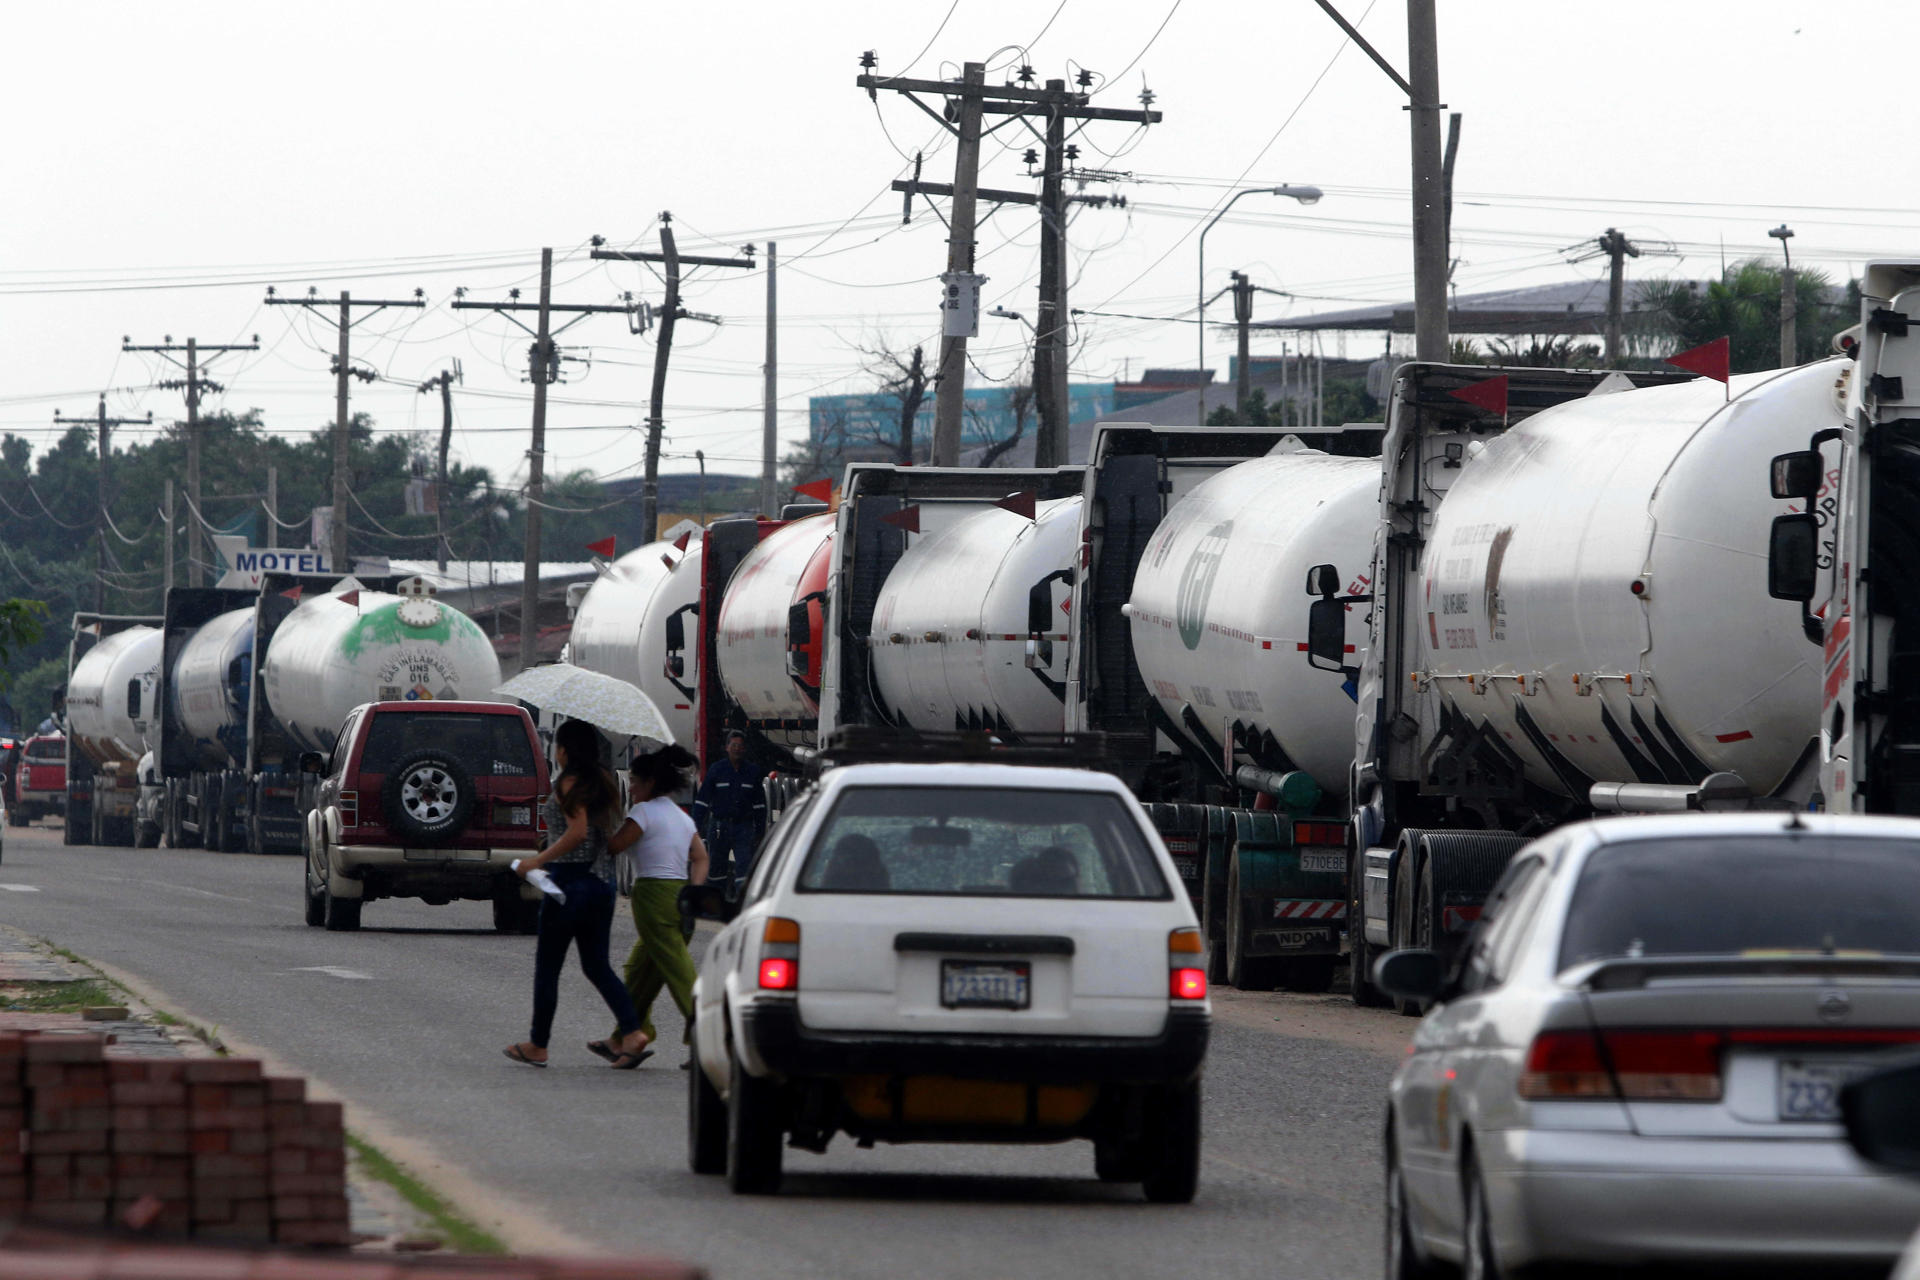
[1447,374,1509,416]
[880,505,920,533]
[793,478,832,505]
[995,490,1037,521]
[1665,336,1730,384]
[585,536,616,559]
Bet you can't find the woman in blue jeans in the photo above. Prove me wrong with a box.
[503,720,651,1069]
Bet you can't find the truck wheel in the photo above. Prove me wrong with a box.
[1394,863,1436,1018]
[134,821,159,850]
[323,883,362,932]
[1224,852,1280,992]
[1279,955,1337,993]
[6,807,23,828]
[1139,1077,1202,1204]
[725,1054,784,1194]
[688,1032,727,1175]
[204,779,228,853]
[1349,846,1390,1008]
[382,750,475,847]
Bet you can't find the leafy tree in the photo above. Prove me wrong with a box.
[1639,261,1854,374]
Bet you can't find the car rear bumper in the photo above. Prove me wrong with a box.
[738,1001,1209,1085]
[1480,1127,1920,1268]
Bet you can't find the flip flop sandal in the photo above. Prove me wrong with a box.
[610,1049,655,1070]
[586,1040,619,1063]
[503,1045,547,1069]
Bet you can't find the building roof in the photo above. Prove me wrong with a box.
[1263,277,1698,336]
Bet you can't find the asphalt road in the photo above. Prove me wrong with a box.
[0,822,1406,1279]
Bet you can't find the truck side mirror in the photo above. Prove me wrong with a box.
[1770,450,1823,501]
[666,655,685,679]
[1767,513,1818,602]
[787,601,811,648]
[126,679,141,720]
[665,612,685,651]
[1305,563,1341,598]
[1306,597,1348,670]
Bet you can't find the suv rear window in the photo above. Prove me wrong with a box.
[358,712,536,777]
[1558,834,1920,968]
[797,786,1170,900]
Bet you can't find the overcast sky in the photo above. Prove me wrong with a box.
[6,0,1915,521]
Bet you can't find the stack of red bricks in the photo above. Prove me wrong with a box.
[0,1030,350,1246]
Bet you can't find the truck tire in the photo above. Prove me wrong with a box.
[381,750,475,847]
[204,778,230,853]
[6,807,24,828]
[1139,1077,1202,1204]
[725,1053,784,1195]
[1224,847,1281,992]
[688,1033,727,1175]
[134,820,159,849]
[1200,871,1230,985]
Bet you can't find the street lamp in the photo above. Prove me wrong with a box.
[1768,223,1796,367]
[1198,185,1322,424]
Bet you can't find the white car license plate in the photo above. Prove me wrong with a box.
[1777,1060,1869,1121]
[1299,850,1344,873]
[941,961,1030,1010]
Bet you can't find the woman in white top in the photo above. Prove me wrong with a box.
[602,744,710,1062]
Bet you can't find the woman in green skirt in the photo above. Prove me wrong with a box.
[603,744,709,1063]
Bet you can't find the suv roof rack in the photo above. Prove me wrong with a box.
[803,726,1110,775]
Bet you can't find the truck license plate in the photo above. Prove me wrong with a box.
[1171,855,1200,882]
[1778,1060,1869,1121]
[941,961,1030,1010]
[1299,851,1344,873]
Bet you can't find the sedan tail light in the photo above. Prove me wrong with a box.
[759,917,800,991]
[1519,1028,1723,1102]
[1168,928,1207,1000]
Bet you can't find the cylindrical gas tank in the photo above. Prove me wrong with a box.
[716,515,834,747]
[168,607,255,770]
[871,498,1083,735]
[1417,362,1837,797]
[262,583,503,755]
[1128,453,1379,796]
[636,534,704,747]
[568,540,678,691]
[68,626,163,766]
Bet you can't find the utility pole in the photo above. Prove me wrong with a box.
[1770,224,1797,367]
[1598,228,1641,365]
[1312,0,1449,360]
[266,466,277,550]
[419,364,460,573]
[53,397,150,611]
[122,334,258,587]
[762,241,778,515]
[455,255,650,671]
[863,59,1161,465]
[264,289,424,572]
[696,450,708,524]
[163,480,174,596]
[1230,271,1256,413]
[591,217,754,537]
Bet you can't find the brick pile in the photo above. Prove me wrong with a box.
[2,1030,351,1246]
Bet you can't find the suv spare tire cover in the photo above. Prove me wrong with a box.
[380,748,477,846]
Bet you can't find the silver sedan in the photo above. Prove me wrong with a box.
[1376,812,1920,1278]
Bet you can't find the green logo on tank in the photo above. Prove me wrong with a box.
[1175,521,1232,650]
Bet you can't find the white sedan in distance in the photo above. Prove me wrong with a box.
[686,737,1210,1201]
[1376,812,1920,1279]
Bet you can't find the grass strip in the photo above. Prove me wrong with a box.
[1,978,118,1013]
[345,1133,509,1256]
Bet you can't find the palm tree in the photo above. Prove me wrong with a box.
[1639,261,1852,373]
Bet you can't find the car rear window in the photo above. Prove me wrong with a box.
[25,741,62,761]
[1557,834,1920,969]
[358,713,536,777]
[797,786,1171,900]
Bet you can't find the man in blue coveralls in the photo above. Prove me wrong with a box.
[693,730,766,895]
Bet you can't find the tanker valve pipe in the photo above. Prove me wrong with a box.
[1588,771,1752,815]
[1233,765,1321,811]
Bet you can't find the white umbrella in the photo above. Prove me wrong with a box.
[494,662,675,743]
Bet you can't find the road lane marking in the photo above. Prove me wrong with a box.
[0,884,41,893]
[289,965,375,980]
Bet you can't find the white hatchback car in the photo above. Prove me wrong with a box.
[1376,812,1920,1278]
[687,757,1210,1200]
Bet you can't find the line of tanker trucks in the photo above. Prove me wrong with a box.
[55,263,1920,1006]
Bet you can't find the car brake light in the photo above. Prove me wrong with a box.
[536,794,549,836]
[1519,1028,1724,1102]
[338,791,358,827]
[758,917,800,991]
[1170,968,1207,1000]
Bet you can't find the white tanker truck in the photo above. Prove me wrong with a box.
[1302,361,1832,1006]
[568,538,701,747]
[153,573,501,854]
[63,613,164,846]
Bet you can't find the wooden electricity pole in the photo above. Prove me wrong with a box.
[53,397,150,612]
[122,334,258,587]
[761,241,778,515]
[591,216,755,538]
[454,257,646,671]
[263,289,424,570]
[1598,228,1641,365]
[419,365,460,573]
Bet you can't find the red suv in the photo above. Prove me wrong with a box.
[301,702,549,933]
[13,735,67,826]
